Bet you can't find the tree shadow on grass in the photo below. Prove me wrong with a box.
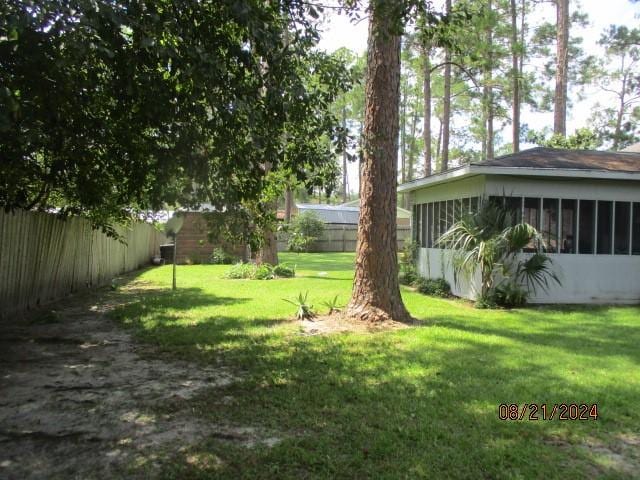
[428,309,640,364]
[128,306,640,479]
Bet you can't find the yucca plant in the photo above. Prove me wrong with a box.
[321,295,343,315]
[283,291,316,320]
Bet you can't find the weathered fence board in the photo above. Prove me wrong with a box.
[277,224,410,252]
[0,210,166,317]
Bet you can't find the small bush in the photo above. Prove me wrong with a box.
[210,248,236,265]
[415,277,451,297]
[254,263,275,280]
[475,295,498,309]
[287,212,324,252]
[223,262,296,280]
[399,266,419,286]
[223,262,255,279]
[401,240,419,267]
[273,264,296,278]
[491,283,528,308]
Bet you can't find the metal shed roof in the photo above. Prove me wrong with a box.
[296,203,360,224]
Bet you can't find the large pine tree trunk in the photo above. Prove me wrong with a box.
[554,0,569,137]
[400,77,407,183]
[346,1,411,324]
[442,0,452,171]
[423,43,432,176]
[510,0,520,153]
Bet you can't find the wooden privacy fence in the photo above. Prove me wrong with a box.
[0,209,166,317]
[277,224,411,253]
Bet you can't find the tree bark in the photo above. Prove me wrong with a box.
[554,0,569,137]
[510,0,520,153]
[400,75,407,184]
[483,0,494,160]
[342,105,349,202]
[442,0,452,171]
[423,43,432,176]
[613,64,629,150]
[346,1,411,323]
[257,161,279,265]
[436,116,443,169]
[407,108,418,181]
[256,226,278,265]
[284,186,293,222]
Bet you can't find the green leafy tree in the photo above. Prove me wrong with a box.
[0,0,347,236]
[526,127,601,150]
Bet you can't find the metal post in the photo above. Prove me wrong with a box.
[172,234,177,291]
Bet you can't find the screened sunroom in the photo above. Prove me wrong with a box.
[398,147,640,304]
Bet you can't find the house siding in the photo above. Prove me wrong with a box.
[410,174,640,304]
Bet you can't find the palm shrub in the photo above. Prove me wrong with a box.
[437,201,560,307]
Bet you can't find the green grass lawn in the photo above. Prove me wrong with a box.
[112,252,640,479]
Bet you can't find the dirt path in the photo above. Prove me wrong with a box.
[0,290,247,479]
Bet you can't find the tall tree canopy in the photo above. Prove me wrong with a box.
[0,0,349,235]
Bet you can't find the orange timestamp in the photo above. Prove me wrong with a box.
[498,403,599,421]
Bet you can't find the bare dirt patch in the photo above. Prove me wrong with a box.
[300,312,412,336]
[545,433,640,478]
[0,288,279,479]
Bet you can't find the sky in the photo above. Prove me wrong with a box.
[315,0,640,196]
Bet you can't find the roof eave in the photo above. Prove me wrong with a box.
[398,165,640,193]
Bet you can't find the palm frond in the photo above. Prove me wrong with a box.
[516,253,561,294]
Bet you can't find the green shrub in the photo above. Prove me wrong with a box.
[224,262,296,280]
[399,241,419,285]
[399,266,419,286]
[287,212,324,252]
[491,283,528,308]
[475,294,498,309]
[223,262,255,279]
[415,277,451,297]
[254,263,275,280]
[401,240,419,267]
[210,247,236,265]
[287,233,316,253]
[273,264,296,278]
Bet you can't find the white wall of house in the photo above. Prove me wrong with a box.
[416,248,480,300]
[410,174,640,304]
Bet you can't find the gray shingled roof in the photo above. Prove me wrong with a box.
[470,147,640,173]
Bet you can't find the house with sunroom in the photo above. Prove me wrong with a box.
[398,147,640,304]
